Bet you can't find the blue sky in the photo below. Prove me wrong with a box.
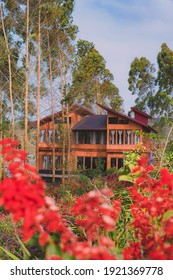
[73,0,173,112]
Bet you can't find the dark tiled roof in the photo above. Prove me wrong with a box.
[72,115,107,130]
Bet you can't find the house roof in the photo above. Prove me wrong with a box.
[97,103,157,133]
[29,104,94,126]
[72,115,107,130]
[131,107,151,119]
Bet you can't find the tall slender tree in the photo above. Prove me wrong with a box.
[40,0,77,182]
[154,43,173,120]
[36,0,41,171]
[0,2,15,138]
[128,56,156,114]
[70,39,123,113]
[24,0,29,152]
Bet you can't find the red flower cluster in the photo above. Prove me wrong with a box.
[71,188,121,241]
[124,157,173,260]
[1,139,173,260]
[0,139,118,259]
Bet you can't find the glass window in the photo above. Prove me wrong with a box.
[64,117,71,124]
[118,119,129,124]
[133,131,140,144]
[108,117,118,124]
[42,155,52,170]
[40,130,46,143]
[118,130,124,144]
[101,158,107,171]
[84,131,92,144]
[55,156,61,170]
[55,130,61,143]
[77,157,84,169]
[109,130,116,144]
[92,157,98,169]
[48,130,53,143]
[76,131,83,144]
[125,130,132,144]
[54,119,61,124]
[111,158,117,168]
[101,131,107,144]
[118,158,123,169]
[93,131,100,144]
[85,157,91,169]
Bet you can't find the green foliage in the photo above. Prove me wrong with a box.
[128,56,155,114]
[0,214,23,259]
[70,39,123,112]
[119,144,145,183]
[157,43,173,95]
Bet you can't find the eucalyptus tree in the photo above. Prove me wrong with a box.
[128,56,156,115]
[40,0,78,182]
[70,39,123,114]
[0,0,36,145]
[154,43,173,120]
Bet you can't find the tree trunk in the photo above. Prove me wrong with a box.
[36,1,41,171]
[66,102,71,180]
[47,29,56,184]
[24,0,29,152]
[96,75,101,114]
[0,3,15,139]
[59,51,66,184]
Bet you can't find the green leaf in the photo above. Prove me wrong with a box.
[16,235,31,259]
[0,246,20,260]
[163,210,173,220]
[46,243,61,259]
[119,175,134,183]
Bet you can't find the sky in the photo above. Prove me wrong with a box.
[73,0,173,113]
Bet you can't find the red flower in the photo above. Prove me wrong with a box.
[123,242,142,260]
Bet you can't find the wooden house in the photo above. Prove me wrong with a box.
[34,103,156,177]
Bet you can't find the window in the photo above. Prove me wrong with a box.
[109,130,116,144]
[54,117,72,124]
[85,157,91,169]
[40,130,46,142]
[111,158,123,169]
[92,157,98,169]
[108,117,118,124]
[48,130,53,143]
[125,130,132,144]
[84,131,92,144]
[118,158,123,169]
[117,130,124,144]
[109,130,138,145]
[55,130,61,143]
[101,131,107,144]
[55,119,61,124]
[76,131,83,144]
[93,131,100,144]
[64,117,72,124]
[42,155,52,169]
[133,131,140,144]
[77,157,84,169]
[118,119,129,124]
[111,158,117,168]
[101,158,107,171]
[55,156,61,170]
[108,117,129,124]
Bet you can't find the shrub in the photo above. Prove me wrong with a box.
[0,138,173,260]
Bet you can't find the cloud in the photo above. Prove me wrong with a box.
[73,0,173,112]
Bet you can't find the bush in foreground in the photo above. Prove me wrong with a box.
[0,138,173,259]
